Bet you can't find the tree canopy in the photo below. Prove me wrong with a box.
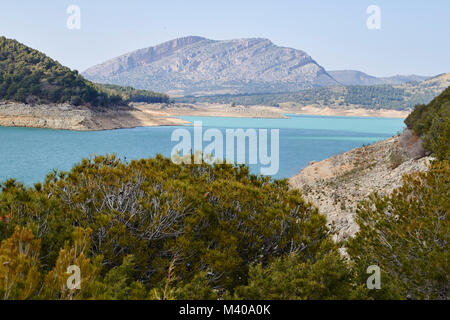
[0,37,169,107]
[405,86,450,160]
[0,155,355,299]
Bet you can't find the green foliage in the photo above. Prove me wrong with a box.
[0,37,167,107]
[405,86,450,160]
[0,154,345,299]
[1,154,447,300]
[95,83,169,104]
[41,227,103,300]
[172,272,219,300]
[347,161,449,300]
[179,83,442,111]
[89,255,147,300]
[0,227,41,300]
[232,251,362,300]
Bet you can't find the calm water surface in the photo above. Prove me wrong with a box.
[0,114,405,185]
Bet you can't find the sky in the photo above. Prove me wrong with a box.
[0,0,449,77]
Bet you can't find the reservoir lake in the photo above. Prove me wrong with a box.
[0,114,405,185]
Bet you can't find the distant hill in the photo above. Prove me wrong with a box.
[382,74,429,84]
[329,70,428,86]
[179,73,450,111]
[83,36,339,96]
[0,37,168,106]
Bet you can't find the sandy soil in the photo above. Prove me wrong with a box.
[136,103,288,119]
[283,105,410,118]
[139,103,410,120]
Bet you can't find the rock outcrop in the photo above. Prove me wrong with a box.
[0,102,187,131]
[289,131,432,242]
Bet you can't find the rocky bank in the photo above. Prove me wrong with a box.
[289,130,433,242]
[0,102,189,131]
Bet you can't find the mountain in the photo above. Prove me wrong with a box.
[83,36,339,96]
[0,36,168,106]
[328,70,429,86]
[328,70,383,86]
[381,74,429,84]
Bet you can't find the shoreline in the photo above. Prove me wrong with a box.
[282,105,410,119]
[289,132,430,242]
[0,102,409,131]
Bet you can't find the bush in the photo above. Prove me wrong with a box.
[405,86,450,160]
[347,161,449,300]
[0,155,342,299]
[232,251,362,300]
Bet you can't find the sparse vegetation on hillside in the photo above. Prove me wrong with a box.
[179,79,449,111]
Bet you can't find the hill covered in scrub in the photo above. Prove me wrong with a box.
[95,83,169,104]
[290,86,449,242]
[179,74,450,110]
[0,37,168,106]
[405,85,450,160]
[289,86,449,299]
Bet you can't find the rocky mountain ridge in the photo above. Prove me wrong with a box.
[83,36,338,96]
[83,36,438,96]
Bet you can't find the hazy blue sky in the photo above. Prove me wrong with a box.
[0,0,448,76]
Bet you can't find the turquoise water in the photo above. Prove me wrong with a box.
[0,114,405,185]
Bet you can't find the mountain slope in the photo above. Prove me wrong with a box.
[0,36,125,107]
[83,36,338,96]
[0,36,169,107]
[180,73,450,110]
[381,74,429,84]
[290,132,432,241]
[328,70,428,86]
[328,70,382,86]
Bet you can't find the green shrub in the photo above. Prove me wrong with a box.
[0,155,341,298]
[347,161,449,300]
[405,86,450,160]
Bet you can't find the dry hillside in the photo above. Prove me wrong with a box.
[290,130,433,242]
